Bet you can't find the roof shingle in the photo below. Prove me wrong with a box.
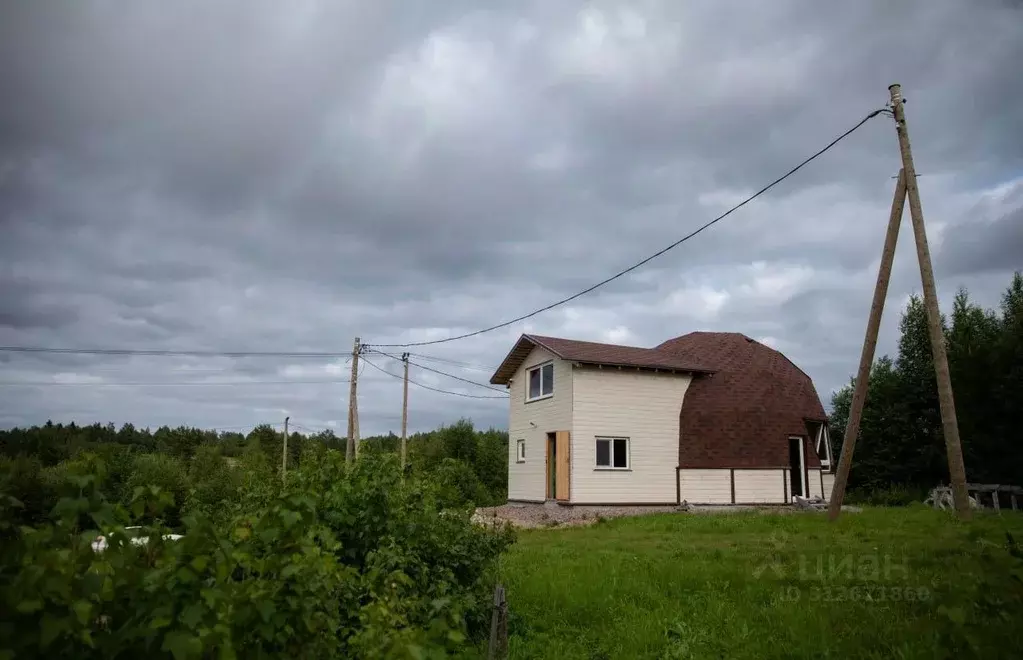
[489,334,714,384]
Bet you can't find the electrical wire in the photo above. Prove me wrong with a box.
[0,346,350,358]
[367,107,889,348]
[0,378,351,387]
[365,349,505,393]
[359,356,508,399]
[210,422,282,432]
[405,352,496,372]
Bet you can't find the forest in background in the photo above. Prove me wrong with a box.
[831,272,1023,500]
[0,418,508,530]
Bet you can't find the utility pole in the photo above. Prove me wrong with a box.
[888,83,971,519]
[401,352,409,473]
[281,415,289,485]
[828,170,907,520]
[346,337,360,463]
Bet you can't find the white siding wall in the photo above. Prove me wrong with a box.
[734,469,786,504]
[806,469,823,499]
[571,368,691,503]
[679,469,732,504]
[507,347,573,501]
[822,473,835,501]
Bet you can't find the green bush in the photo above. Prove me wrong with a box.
[0,450,514,658]
[124,454,189,527]
[182,445,241,524]
[846,484,928,507]
[0,455,59,528]
[430,458,488,509]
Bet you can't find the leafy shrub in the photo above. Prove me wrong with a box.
[847,484,928,507]
[0,455,51,526]
[430,458,488,509]
[182,445,240,524]
[123,454,188,527]
[0,450,514,658]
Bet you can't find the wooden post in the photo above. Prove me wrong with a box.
[401,352,409,473]
[487,584,508,660]
[281,416,289,485]
[992,489,1001,513]
[346,337,360,463]
[889,84,971,519]
[828,170,907,520]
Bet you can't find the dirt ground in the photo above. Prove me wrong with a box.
[473,501,761,529]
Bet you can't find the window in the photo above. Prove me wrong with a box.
[595,437,629,469]
[526,362,554,401]
[815,424,833,472]
[516,439,526,463]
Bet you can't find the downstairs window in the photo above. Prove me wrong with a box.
[595,437,629,469]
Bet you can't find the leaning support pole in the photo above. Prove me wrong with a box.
[828,170,907,520]
[888,83,971,519]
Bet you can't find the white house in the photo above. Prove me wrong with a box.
[489,333,835,505]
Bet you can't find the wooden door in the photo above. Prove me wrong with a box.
[555,430,571,501]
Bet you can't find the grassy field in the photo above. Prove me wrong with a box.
[497,507,1023,659]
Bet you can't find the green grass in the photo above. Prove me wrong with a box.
[497,507,1023,659]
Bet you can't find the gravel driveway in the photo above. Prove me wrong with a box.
[473,501,763,529]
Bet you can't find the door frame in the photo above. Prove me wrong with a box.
[545,432,556,500]
[788,436,807,500]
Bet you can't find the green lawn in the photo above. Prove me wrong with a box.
[497,507,1023,659]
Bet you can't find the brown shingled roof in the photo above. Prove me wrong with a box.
[655,332,827,469]
[489,334,714,385]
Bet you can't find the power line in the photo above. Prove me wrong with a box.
[405,352,496,372]
[368,106,888,348]
[289,422,337,435]
[360,356,508,399]
[0,346,349,358]
[366,349,505,393]
[210,422,282,432]
[0,378,351,387]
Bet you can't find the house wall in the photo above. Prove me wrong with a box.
[571,367,691,504]
[507,346,573,501]
[679,469,732,504]
[806,469,823,499]
[821,472,835,501]
[733,469,787,503]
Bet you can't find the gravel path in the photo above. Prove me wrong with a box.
[473,501,763,529]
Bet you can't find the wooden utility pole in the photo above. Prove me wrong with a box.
[828,170,907,519]
[401,352,409,472]
[346,337,360,463]
[889,83,970,518]
[281,415,290,485]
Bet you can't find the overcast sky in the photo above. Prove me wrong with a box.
[2,1,1021,437]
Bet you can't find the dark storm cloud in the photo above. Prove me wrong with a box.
[942,206,1023,277]
[1,0,1021,433]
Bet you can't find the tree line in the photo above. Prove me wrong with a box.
[0,418,508,530]
[830,272,1023,499]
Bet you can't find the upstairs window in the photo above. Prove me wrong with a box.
[526,362,554,401]
[595,437,629,469]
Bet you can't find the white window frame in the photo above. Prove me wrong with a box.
[594,436,630,470]
[515,439,526,463]
[525,361,555,402]
[815,424,833,472]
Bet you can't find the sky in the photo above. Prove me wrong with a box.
[2,0,1022,437]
